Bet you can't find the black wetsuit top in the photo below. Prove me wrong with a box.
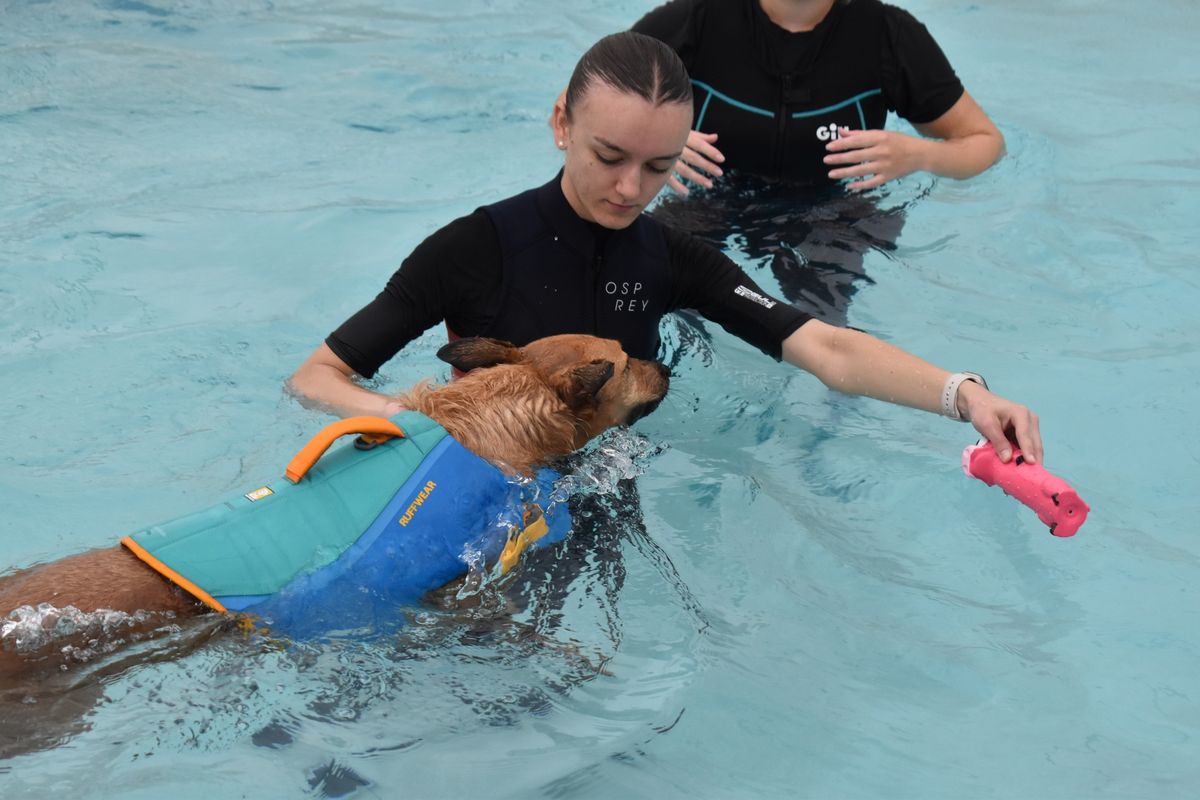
[633,0,964,182]
[326,175,811,378]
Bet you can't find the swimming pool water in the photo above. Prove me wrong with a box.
[2,0,1198,797]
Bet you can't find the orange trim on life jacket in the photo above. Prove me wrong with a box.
[120,536,229,614]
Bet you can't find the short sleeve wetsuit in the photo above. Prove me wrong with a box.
[632,0,965,183]
[326,174,811,378]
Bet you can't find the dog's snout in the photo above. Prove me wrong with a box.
[647,360,670,397]
[624,360,670,426]
[626,396,664,425]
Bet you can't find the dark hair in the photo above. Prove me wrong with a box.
[564,31,692,117]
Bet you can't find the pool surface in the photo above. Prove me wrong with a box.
[2,1,1198,797]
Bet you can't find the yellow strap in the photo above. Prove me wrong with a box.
[498,506,552,575]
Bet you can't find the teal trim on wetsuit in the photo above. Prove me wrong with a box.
[789,89,884,131]
[692,79,773,122]
[692,80,884,128]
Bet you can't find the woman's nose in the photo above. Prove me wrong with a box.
[614,164,641,199]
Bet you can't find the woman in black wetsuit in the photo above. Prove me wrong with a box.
[289,30,1039,465]
[631,0,1005,322]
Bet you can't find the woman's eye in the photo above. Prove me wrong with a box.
[595,153,670,173]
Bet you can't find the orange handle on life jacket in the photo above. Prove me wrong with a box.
[285,416,405,483]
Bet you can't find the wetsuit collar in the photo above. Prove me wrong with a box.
[534,171,610,259]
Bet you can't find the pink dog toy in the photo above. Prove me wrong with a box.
[962,441,1090,537]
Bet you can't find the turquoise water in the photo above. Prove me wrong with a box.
[2,0,1199,797]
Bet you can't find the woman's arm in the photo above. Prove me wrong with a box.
[782,319,1041,463]
[285,211,502,419]
[286,344,404,419]
[911,90,1006,178]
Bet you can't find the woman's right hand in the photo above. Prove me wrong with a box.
[666,130,725,196]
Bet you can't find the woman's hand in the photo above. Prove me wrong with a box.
[823,128,929,191]
[666,130,725,196]
[823,92,1005,191]
[956,381,1043,465]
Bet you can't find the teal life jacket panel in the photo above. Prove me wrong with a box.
[122,411,570,638]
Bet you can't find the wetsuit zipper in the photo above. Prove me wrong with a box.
[775,74,791,171]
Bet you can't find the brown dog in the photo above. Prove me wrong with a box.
[0,334,670,684]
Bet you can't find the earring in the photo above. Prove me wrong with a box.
[557,140,565,148]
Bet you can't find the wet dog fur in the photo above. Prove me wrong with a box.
[0,334,670,685]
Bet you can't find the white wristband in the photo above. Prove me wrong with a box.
[941,372,987,421]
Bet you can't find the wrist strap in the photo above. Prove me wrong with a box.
[941,372,987,422]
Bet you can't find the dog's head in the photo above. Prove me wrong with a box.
[437,334,670,444]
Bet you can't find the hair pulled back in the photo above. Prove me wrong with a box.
[564,31,693,117]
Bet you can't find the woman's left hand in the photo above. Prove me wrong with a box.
[823,128,928,191]
[956,381,1043,465]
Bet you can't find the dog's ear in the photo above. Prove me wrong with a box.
[436,337,521,372]
[554,359,614,411]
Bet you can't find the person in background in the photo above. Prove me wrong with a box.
[631,0,1004,322]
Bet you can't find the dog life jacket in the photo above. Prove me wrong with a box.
[121,411,570,637]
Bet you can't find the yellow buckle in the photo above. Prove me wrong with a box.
[498,505,552,574]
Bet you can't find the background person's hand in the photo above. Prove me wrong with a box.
[823,128,928,192]
[666,129,725,196]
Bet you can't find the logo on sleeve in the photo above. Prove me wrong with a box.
[734,285,777,309]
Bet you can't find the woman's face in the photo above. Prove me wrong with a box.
[552,82,692,229]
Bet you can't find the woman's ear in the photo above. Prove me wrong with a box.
[550,89,570,150]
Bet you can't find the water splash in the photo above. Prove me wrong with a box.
[451,428,667,602]
[1,602,177,660]
[553,427,668,500]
